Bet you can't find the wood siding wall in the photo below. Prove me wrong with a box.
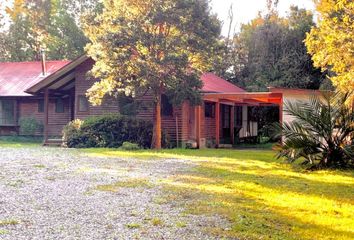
[73,59,185,142]
[1,59,197,143]
[0,97,71,136]
[19,98,71,136]
[74,59,120,120]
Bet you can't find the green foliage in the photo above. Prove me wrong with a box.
[63,115,153,148]
[0,136,42,148]
[62,119,84,147]
[82,0,222,148]
[119,142,141,151]
[0,0,96,61]
[19,116,43,135]
[222,6,325,91]
[305,0,354,99]
[117,94,139,116]
[272,92,354,169]
[249,106,279,141]
[82,0,221,105]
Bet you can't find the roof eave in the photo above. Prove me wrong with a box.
[25,55,89,94]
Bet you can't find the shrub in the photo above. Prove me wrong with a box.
[19,116,43,135]
[62,114,153,148]
[62,119,84,148]
[119,142,140,150]
[272,92,354,169]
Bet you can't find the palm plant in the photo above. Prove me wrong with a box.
[272,91,354,169]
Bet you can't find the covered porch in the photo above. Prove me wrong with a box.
[194,92,283,148]
[25,60,78,145]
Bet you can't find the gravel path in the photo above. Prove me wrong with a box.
[0,146,230,240]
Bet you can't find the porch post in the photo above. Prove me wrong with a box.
[230,105,235,145]
[43,88,49,144]
[195,105,201,148]
[215,101,220,148]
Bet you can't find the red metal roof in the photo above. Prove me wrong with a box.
[0,61,243,97]
[201,73,245,93]
[0,61,70,96]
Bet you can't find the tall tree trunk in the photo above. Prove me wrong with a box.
[154,94,162,149]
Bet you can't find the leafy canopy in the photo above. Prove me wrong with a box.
[0,0,96,61]
[305,0,354,98]
[222,6,325,91]
[82,0,221,106]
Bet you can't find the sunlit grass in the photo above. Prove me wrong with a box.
[84,148,354,240]
[0,219,19,226]
[95,178,153,192]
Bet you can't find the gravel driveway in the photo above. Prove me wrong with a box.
[0,146,230,240]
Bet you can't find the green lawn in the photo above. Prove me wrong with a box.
[84,148,354,240]
[0,136,42,147]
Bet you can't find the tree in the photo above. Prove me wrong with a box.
[225,6,325,91]
[305,0,354,99]
[82,0,221,149]
[1,0,90,61]
[0,2,8,60]
[272,92,354,169]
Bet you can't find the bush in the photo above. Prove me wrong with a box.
[19,116,43,135]
[62,119,84,148]
[62,114,153,148]
[119,142,140,150]
[272,92,354,170]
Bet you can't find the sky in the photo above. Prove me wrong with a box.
[210,0,316,36]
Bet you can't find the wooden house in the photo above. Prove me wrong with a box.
[0,55,290,148]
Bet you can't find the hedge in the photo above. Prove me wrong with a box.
[62,114,153,148]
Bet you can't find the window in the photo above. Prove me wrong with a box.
[235,106,243,126]
[0,100,16,125]
[38,99,44,113]
[161,94,173,116]
[55,98,64,113]
[78,95,89,112]
[205,102,215,118]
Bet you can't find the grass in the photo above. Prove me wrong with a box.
[151,218,163,226]
[0,219,19,226]
[95,178,152,192]
[0,136,42,147]
[84,148,354,240]
[34,164,46,169]
[126,223,141,229]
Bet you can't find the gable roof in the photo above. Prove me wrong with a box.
[25,55,89,94]
[1,56,245,96]
[201,73,246,93]
[0,61,70,96]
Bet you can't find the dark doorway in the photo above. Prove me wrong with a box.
[221,104,231,144]
[70,88,75,121]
